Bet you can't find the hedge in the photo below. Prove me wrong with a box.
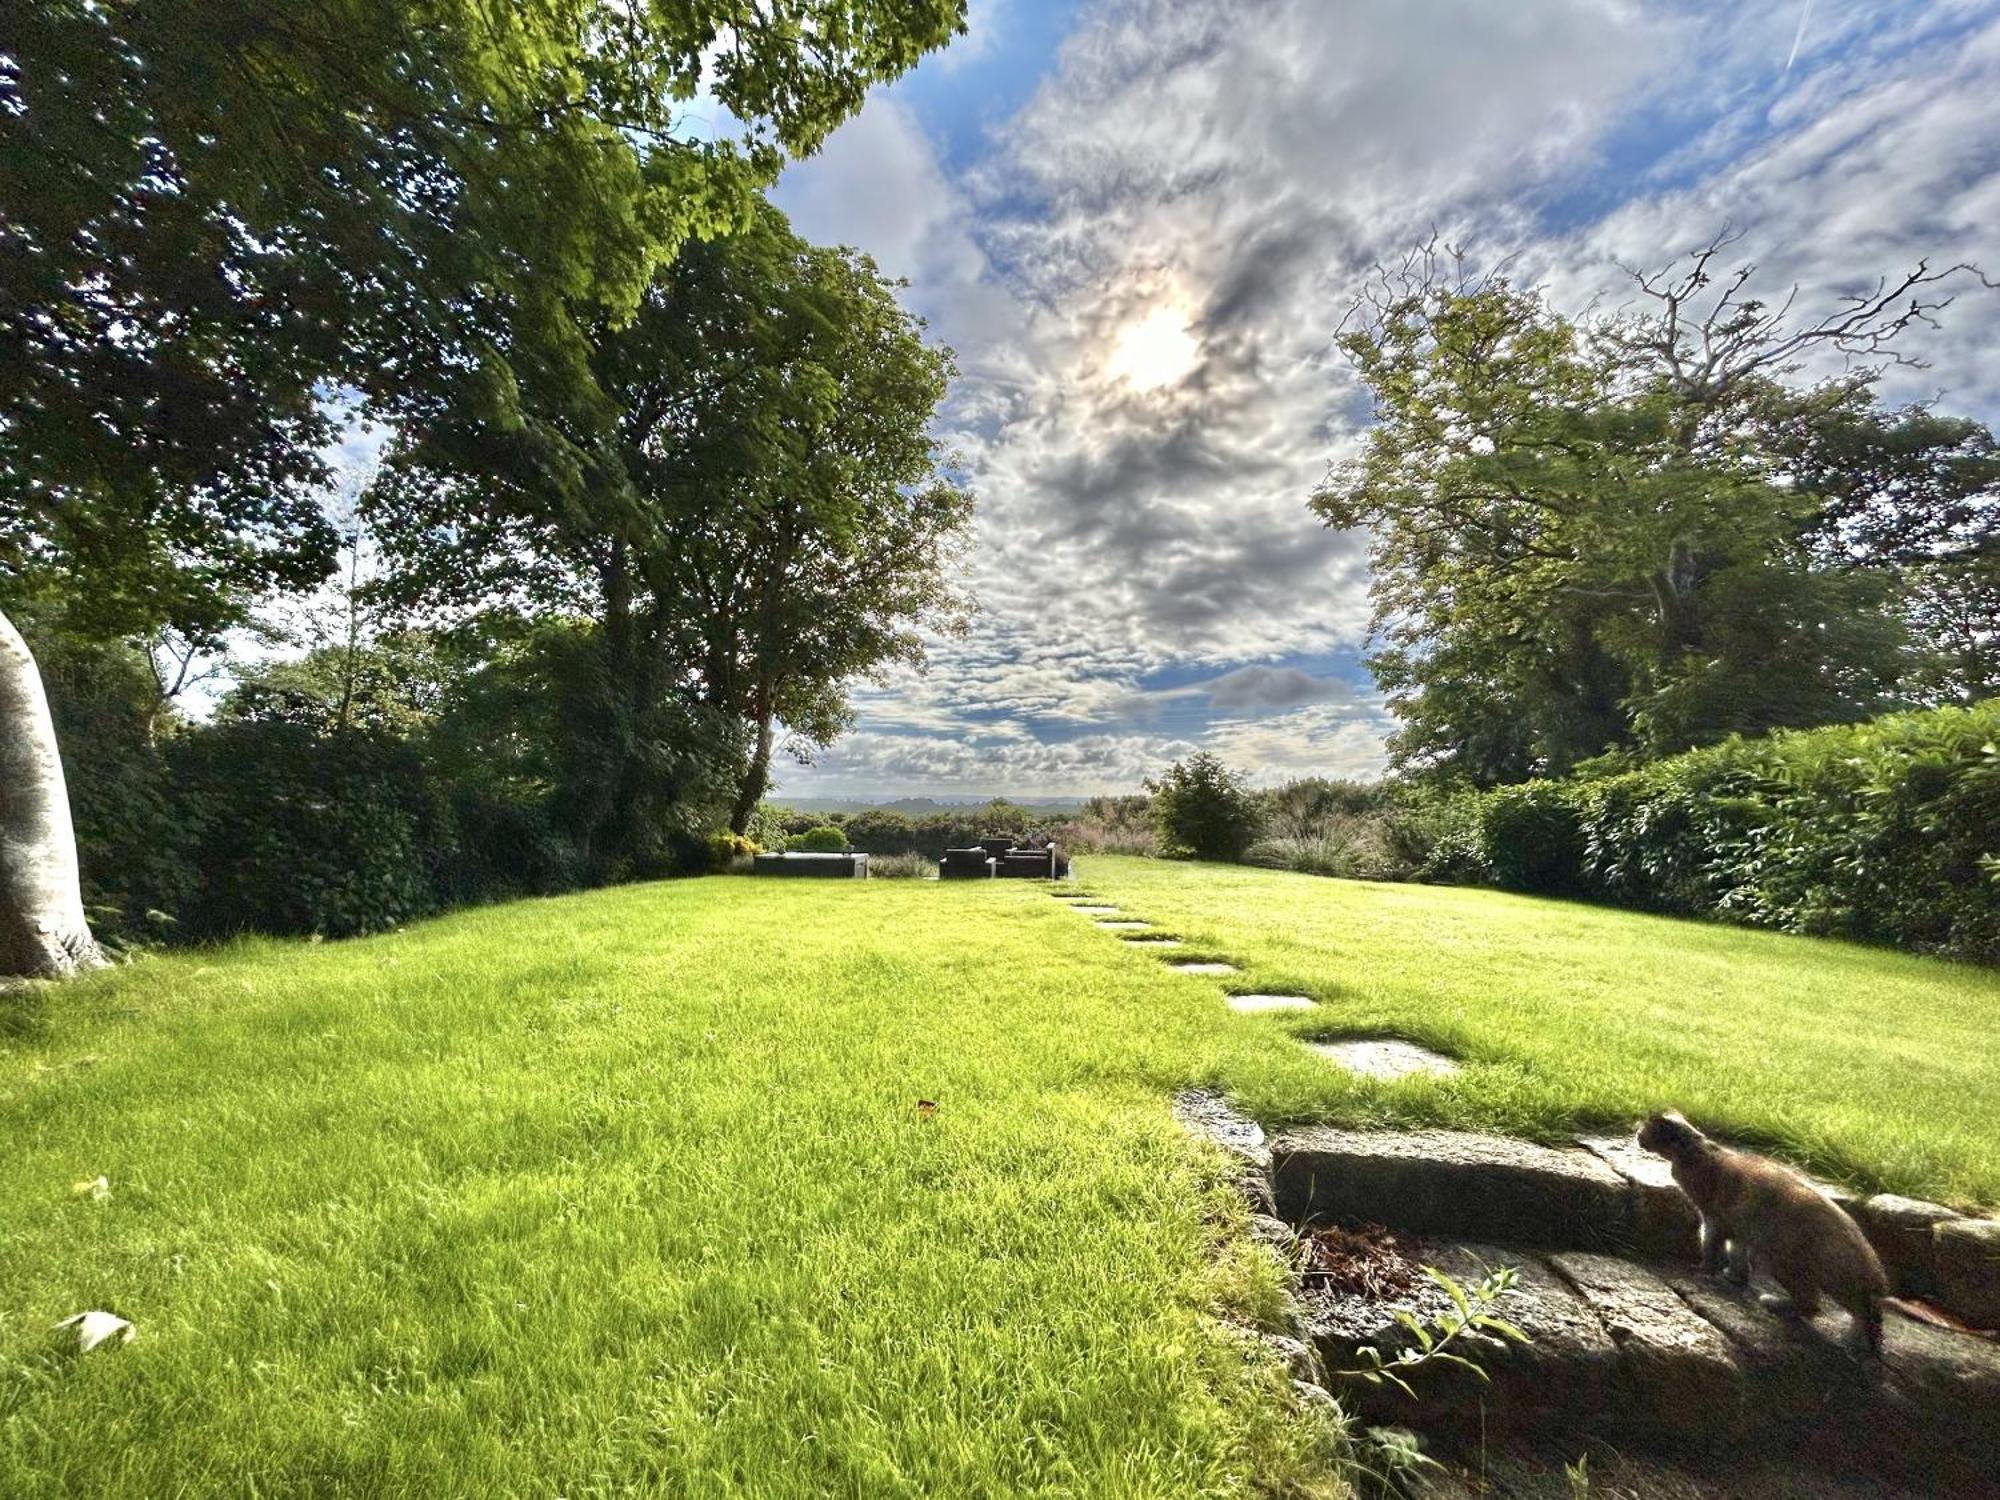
[1424,700,2000,964]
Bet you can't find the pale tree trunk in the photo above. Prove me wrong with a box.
[0,608,106,979]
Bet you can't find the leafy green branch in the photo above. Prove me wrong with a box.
[1330,1265,1529,1399]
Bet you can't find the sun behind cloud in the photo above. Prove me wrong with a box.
[1102,303,1201,392]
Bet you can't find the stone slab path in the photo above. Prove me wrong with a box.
[1225,993,1315,1014]
[1306,1037,1459,1079]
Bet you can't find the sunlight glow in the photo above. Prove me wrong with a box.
[1103,305,1201,392]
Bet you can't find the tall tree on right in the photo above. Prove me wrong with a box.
[1313,236,1997,784]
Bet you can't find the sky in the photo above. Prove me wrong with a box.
[741,0,2000,801]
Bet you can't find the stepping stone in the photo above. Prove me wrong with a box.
[1308,1038,1458,1081]
[1069,904,1120,914]
[1272,1125,1632,1248]
[1093,919,1150,930]
[1226,993,1314,1014]
[1121,934,1182,946]
[1168,961,1238,975]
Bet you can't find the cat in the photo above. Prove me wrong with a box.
[1638,1110,1888,1355]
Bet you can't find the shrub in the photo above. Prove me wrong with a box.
[865,852,933,879]
[1056,794,1155,855]
[1247,832,1355,878]
[744,803,791,852]
[1476,781,1585,895]
[1243,778,1418,881]
[794,824,851,853]
[706,831,759,871]
[172,721,447,940]
[1146,752,1264,863]
[1435,700,2000,963]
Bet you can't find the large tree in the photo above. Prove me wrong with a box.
[0,0,965,975]
[371,200,972,855]
[1314,237,1998,783]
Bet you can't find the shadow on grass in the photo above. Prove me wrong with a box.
[0,980,52,1045]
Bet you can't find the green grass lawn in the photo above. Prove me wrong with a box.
[1,877,1339,1499]
[1082,855,2000,1207]
[5,860,1996,1496]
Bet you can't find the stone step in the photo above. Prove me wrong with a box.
[1305,1236,2000,1487]
[1178,1091,2000,1494]
[1222,1102,1999,1328]
[1272,1125,1651,1254]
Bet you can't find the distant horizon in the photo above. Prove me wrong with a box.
[766,793,1103,812]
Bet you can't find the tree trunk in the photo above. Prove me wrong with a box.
[0,608,106,980]
[1648,539,1704,657]
[729,707,775,836]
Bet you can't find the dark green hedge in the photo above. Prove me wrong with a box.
[1425,700,2000,963]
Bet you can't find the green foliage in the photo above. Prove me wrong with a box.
[370,200,973,837]
[28,610,755,945]
[1060,795,1156,856]
[793,824,851,853]
[27,626,190,950]
[744,803,793,853]
[1330,1265,1527,1400]
[3,0,969,965]
[1433,700,2000,961]
[706,831,760,871]
[1147,753,1265,863]
[839,809,917,852]
[172,722,448,940]
[4,0,965,644]
[1475,783,1586,895]
[1245,778,1408,879]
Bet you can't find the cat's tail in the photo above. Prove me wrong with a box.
[1884,1295,1998,1343]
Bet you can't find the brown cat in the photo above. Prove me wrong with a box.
[1639,1110,1889,1354]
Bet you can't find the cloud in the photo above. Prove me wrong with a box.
[767,0,2000,797]
[1200,666,1354,712]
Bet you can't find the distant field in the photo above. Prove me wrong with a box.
[1084,855,2000,1207]
[5,859,1995,1495]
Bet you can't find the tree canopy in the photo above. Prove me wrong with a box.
[1313,238,1999,784]
[1,0,965,642]
[371,199,972,852]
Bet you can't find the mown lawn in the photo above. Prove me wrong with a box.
[1,876,1339,1499]
[6,859,1996,1496]
[1084,856,2000,1207]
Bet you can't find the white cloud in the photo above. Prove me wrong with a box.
[770,0,2000,797]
